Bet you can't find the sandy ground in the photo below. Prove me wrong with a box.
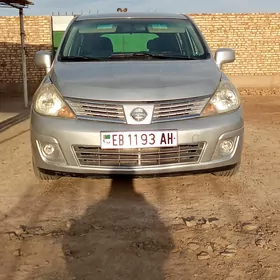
[0,95,280,280]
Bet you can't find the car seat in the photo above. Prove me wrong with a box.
[81,35,113,57]
[147,35,181,53]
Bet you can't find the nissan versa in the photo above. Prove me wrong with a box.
[30,13,244,181]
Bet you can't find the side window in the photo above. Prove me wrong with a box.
[71,32,84,56]
[178,33,192,57]
[101,33,158,53]
[62,26,80,56]
[185,25,205,56]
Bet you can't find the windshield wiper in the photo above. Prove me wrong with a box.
[59,53,202,61]
[134,52,201,60]
[59,56,104,62]
[108,52,200,60]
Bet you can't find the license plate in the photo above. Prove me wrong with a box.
[101,130,178,149]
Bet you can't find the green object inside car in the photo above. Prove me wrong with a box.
[53,31,65,55]
[101,33,159,52]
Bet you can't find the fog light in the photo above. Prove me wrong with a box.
[43,144,55,156]
[220,139,234,155]
[36,140,66,164]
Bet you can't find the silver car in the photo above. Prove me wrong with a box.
[31,12,244,180]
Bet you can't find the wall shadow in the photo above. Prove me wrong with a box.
[0,111,29,133]
[0,42,50,113]
[0,42,49,129]
[62,176,174,280]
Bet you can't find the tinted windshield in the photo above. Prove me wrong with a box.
[59,18,209,61]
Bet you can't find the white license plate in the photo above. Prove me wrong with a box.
[101,130,178,149]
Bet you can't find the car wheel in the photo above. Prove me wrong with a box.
[32,160,60,181]
[212,163,240,177]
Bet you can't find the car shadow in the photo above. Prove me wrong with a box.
[62,175,174,280]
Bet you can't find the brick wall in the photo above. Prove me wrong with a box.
[189,13,280,76]
[0,13,279,96]
[0,16,52,95]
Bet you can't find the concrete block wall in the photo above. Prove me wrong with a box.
[0,16,52,96]
[189,13,280,76]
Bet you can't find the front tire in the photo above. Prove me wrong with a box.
[212,163,240,177]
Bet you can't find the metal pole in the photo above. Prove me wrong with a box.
[19,8,28,109]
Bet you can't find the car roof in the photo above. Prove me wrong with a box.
[75,12,189,21]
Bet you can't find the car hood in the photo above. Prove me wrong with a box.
[51,59,221,102]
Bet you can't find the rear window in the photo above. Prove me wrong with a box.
[102,33,159,52]
[59,18,209,60]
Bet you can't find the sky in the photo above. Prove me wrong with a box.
[0,0,280,16]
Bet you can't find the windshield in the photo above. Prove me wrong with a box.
[58,18,210,61]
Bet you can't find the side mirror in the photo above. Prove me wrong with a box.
[34,50,52,74]
[215,48,235,69]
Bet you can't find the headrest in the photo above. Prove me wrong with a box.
[82,35,113,52]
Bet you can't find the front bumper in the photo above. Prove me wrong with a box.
[30,107,244,176]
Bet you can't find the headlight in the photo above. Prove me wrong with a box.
[201,80,240,116]
[34,82,75,119]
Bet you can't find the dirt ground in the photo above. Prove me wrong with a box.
[0,95,280,280]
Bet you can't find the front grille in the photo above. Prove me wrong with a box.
[66,98,126,124]
[66,96,209,124]
[152,96,209,123]
[73,143,205,167]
